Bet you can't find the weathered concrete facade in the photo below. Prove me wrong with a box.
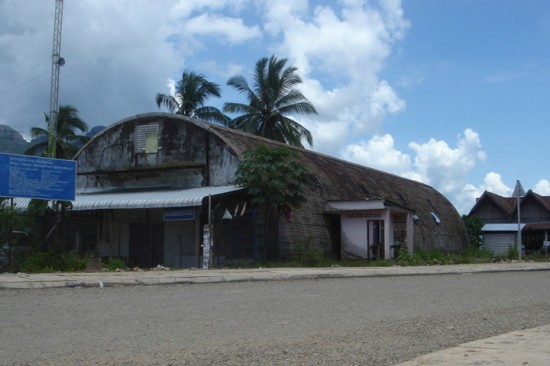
[76,115,240,191]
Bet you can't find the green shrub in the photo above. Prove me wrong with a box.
[20,251,54,273]
[462,246,494,259]
[103,257,127,271]
[292,236,326,267]
[20,250,87,273]
[395,246,496,266]
[507,246,519,260]
[58,251,88,272]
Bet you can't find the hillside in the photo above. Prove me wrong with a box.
[0,125,30,154]
[0,125,106,155]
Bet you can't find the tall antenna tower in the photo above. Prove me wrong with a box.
[48,0,65,158]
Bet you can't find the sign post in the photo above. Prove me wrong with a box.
[0,153,76,201]
[512,180,525,261]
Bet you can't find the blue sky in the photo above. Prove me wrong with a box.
[0,0,549,214]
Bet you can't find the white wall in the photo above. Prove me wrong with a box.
[341,211,384,259]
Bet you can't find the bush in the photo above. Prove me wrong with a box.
[103,257,127,271]
[292,236,326,267]
[507,246,519,260]
[395,248,446,266]
[20,250,87,273]
[58,251,88,272]
[395,246,496,266]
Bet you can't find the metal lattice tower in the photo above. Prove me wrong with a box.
[48,0,64,158]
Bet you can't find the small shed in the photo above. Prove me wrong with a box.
[481,223,525,256]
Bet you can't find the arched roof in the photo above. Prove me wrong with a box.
[77,113,468,251]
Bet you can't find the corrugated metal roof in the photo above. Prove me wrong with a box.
[482,223,526,232]
[71,186,244,211]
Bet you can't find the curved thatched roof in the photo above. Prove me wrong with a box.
[77,113,468,254]
[205,119,467,253]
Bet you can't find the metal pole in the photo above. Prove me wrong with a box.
[48,0,64,158]
[517,195,522,261]
[513,180,524,261]
[208,194,213,269]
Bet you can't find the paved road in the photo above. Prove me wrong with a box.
[1,271,550,365]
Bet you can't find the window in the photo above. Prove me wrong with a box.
[135,123,159,153]
[430,211,441,224]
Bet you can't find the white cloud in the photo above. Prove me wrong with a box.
[534,179,550,195]
[261,0,409,156]
[456,172,512,215]
[408,129,484,194]
[481,172,512,196]
[183,13,262,45]
[341,134,411,175]
[339,128,487,214]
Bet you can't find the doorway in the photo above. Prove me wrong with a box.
[368,220,384,259]
[129,223,164,268]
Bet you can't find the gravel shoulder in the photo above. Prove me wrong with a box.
[1,271,549,365]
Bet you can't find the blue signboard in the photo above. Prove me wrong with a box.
[164,207,195,221]
[0,153,76,201]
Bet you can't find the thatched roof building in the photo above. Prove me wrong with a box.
[73,113,467,266]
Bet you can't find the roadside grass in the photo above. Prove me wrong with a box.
[6,246,550,273]
[226,246,550,269]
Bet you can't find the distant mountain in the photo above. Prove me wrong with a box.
[0,124,106,155]
[87,126,106,137]
[0,125,30,154]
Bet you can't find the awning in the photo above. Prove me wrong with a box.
[482,223,526,232]
[71,185,244,211]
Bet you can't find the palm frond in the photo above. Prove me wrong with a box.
[194,106,231,125]
[226,54,316,147]
[156,93,180,113]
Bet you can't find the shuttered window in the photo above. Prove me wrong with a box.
[135,123,159,153]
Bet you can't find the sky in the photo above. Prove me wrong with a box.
[0,0,549,214]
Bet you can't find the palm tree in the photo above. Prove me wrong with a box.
[155,70,229,125]
[25,105,89,159]
[224,55,317,148]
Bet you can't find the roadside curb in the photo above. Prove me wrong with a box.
[1,262,550,289]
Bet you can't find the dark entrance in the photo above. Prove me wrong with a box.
[368,220,385,259]
[129,223,164,268]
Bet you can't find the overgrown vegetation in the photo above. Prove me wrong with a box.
[394,246,495,266]
[102,257,127,271]
[291,236,326,267]
[235,145,310,260]
[228,243,549,269]
[20,250,87,273]
[462,214,484,246]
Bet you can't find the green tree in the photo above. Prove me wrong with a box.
[156,70,229,124]
[235,145,310,259]
[25,105,89,159]
[224,55,317,148]
[462,214,484,247]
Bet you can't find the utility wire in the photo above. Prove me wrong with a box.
[64,5,139,115]
[64,63,116,122]
[114,0,163,88]
[0,69,50,96]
